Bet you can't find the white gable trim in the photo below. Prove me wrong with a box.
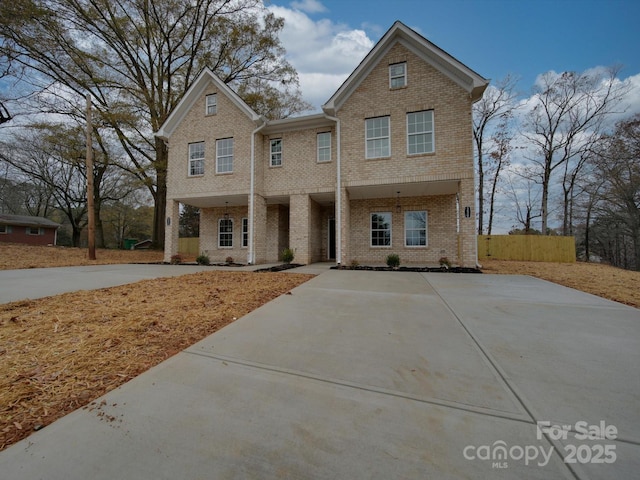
[156,68,261,140]
[322,21,488,115]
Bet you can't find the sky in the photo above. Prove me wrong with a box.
[266,0,640,111]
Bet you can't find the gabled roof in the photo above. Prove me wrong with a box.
[0,213,60,228]
[322,21,489,115]
[155,68,263,141]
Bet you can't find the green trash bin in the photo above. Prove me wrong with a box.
[123,239,137,250]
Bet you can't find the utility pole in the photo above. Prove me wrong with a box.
[86,93,96,260]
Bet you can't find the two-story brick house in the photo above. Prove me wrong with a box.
[157,21,488,267]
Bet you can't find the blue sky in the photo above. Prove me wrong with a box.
[267,0,640,110]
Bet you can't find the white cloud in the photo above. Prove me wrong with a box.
[290,0,327,14]
[267,4,374,111]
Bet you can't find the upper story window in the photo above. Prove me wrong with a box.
[407,110,434,155]
[405,211,427,247]
[188,142,205,176]
[365,116,390,159]
[216,138,234,174]
[270,139,282,167]
[206,94,217,115]
[389,62,407,89]
[317,132,331,162]
[218,218,233,248]
[371,212,392,247]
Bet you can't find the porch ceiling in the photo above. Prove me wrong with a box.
[346,180,459,200]
[175,194,249,209]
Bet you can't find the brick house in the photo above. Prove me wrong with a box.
[157,21,488,267]
[0,214,60,246]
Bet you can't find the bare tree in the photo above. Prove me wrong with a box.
[505,171,542,234]
[521,68,628,235]
[473,75,519,234]
[0,0,310,247]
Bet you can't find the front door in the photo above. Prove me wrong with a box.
[328,218,336,260]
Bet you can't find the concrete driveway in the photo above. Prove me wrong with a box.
[0,268,638,479]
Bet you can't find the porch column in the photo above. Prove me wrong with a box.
[289,193,311,264]
[339,187,350,265]
[458,178,477,267]
[252,193,267,264]
[163,199,180,263]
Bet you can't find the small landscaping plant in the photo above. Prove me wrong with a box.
[170,254,183,265]
[386,253,400,268]
[196,253,210,265]
[281,247,295,264]
[225,256,234,264]
[350,259,360,269]
[439,256,451,269]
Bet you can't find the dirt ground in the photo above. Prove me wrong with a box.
[1,244,638,452]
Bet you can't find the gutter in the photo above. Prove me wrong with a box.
[323,113,342,265]
[248,118,267,264]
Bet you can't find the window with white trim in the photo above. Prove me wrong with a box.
[242,217,248,248]
[407,110,434,154]
[270,139,282,167]
[370,212,392,247]
[206,94,217,115]
[365,116,390,159]
[317,132,331,162]
[216,138,234,174]
[27,227,44,235]
[0,225,11,234]
[218,218,233,247]
[188,142,205,176]
[389,62,407,89]
[405,211,427,247]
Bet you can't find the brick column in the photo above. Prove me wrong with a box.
[163,199,180,263]
[252,193,267,264]
[289,193,311,264]
[458,178,477,267]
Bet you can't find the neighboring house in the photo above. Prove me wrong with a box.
[157,21,488,267]
[0,214,60,246]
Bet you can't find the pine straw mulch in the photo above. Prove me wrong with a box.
[481,259,640,309]
[0,270,314,451]
[0,243,164,270]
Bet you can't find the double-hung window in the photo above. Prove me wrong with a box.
[242,218,249,248]
[389,62,407,89]
[219,218,233,248]
[206,94,217,115]
[270,139,282,167]
[407,111,434,154]
[365,117,390,159]
[0,225,10,234]
[188,142,205,176]
[216,138,234,173]
[405,211,427,247]
[317,132,331,162]
[371,212,392,247]
[27,227,44,235]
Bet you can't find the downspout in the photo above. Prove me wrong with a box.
[248,119,266,264]
[324,114,341,265]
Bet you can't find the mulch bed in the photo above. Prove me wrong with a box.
[331,265,482,273]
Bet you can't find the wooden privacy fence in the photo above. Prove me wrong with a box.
[478,235,576,262]
[178,237,200,256]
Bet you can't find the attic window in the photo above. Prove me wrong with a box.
[390,62,407,89]
[206,94,217,115]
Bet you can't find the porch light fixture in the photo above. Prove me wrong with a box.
[395,191,401,213]
[223,201,230,220]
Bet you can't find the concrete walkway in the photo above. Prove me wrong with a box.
[0,267,638,479]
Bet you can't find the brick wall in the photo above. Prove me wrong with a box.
[0,226,57,246]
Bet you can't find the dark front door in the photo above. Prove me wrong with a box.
[328,218,336,260]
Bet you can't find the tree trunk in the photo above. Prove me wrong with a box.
[477,151,484,235]
[153,137,168,249]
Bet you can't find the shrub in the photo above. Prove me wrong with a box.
[170,254,183,265]
[281,247,295,264]
[350,259,360,269]
[196,253,210,265]
[386,253,400,268]
[439,256,451,268]
[225,256,233,264]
